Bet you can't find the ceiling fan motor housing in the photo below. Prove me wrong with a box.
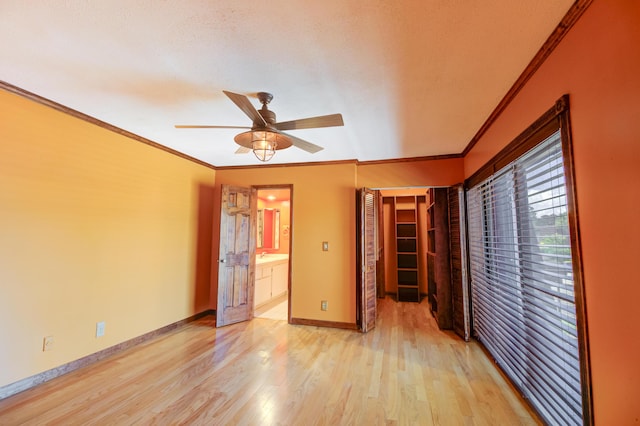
[257,108,277,127]
[235,93,293,150]
[256,92,277,127]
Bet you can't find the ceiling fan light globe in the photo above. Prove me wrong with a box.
[252,146,276,162]
[252,133,277,162]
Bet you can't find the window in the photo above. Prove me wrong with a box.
[465,96,591,425]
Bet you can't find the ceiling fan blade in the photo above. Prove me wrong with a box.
[223,90,267,126]
[279,131,324,153]
[175,125,251,129]
[235,146,251,154]
[275,113,344,131]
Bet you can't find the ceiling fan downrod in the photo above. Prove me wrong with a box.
[256,92,276,125]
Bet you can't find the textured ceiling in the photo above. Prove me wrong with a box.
[0,1,574,167]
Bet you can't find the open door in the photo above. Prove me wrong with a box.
[357,188,377,332]
[216,184,257,327]
[449,184,471,340]
[376,192,385,298]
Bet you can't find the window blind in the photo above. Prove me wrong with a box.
[467,130,584,425]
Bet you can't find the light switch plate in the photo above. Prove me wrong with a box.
[322,241,329,251]
[43,336,54,351]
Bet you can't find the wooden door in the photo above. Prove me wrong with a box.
[448,184,471,340]
[357,188,377,332]
[375,192,385,298]
[216,185,257,327]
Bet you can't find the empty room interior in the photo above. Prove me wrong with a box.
[1,1,639,424]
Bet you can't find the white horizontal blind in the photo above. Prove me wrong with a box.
[467,130,583,425]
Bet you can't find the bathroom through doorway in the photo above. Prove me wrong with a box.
[254,185,291,321]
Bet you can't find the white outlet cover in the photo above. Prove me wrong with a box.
[96,321,105,337]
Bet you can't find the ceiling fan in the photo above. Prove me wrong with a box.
[175,91,344,162]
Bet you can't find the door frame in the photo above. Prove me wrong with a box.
[253,184,293,323]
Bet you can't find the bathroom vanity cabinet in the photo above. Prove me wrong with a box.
[254,256,289,307]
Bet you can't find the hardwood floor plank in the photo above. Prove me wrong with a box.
[0,298,540,425]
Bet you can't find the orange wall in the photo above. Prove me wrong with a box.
[0,89,216,388]
[357,157,464,188]
[463,1,640,422]
[214,161,464,325]
[214,165,358,324]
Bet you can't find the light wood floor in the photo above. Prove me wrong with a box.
[254,293,288,321]
[0,298,540,425]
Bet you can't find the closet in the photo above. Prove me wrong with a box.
[393,195,421,302]
[381,192,427,302]
[382,187,465,335]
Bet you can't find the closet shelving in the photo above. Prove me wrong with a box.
[394,196,420,302]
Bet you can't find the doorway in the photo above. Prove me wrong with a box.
[377,188,430,301]
[253,185,291,321]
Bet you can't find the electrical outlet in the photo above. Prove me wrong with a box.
[96,321,106,337]
[321,300,328,311]
[322,241,329,251]
[43,336,54,351]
